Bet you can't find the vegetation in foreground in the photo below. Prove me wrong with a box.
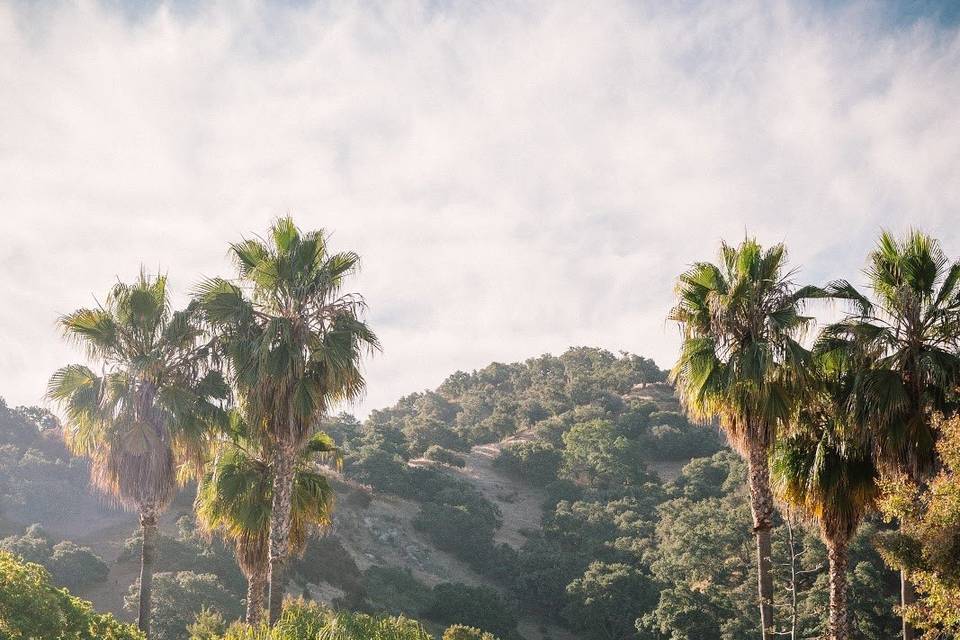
[0,550,142,640]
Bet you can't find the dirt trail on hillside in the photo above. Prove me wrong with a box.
[407,426,546,549]
[454,429,546,548]
[331,480,496,589]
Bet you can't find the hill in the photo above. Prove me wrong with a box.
[0,347,901,640]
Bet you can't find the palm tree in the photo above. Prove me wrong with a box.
[195,217,379,623]
[195,410,338,624]
[47,273,226,638]
[817,229,960,640]
[669,238,818,639]
[772,355,879,640]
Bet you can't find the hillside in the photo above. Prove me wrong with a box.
[0,347,901,640]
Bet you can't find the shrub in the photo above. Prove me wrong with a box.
[413,502,496,556]
[363,566,433,617]
[492,441,561,486]
[638,421,720,461]
[218,600,432,640]
[404,417,469,456]
[426,583,518,639]
[443,624,500,640]
[345,447,411,494]
[0,550,143,639]
[563,561,658,640]
[48,540,110,591]
[424,445,466,468]
[561,419,654,490]
[188,607,227,640]
[0,523,50,564]
[346,448,467,500]
[412,485,502,567]
[292,535,365,599]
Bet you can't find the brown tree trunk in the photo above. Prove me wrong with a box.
[246,564,267,625]
[901,570,916,640]
[827,536,850,640]
[267,441,296,625]
[747,438,775,639]
[137,510,158,638]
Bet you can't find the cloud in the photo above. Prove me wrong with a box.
[1,0,959,415]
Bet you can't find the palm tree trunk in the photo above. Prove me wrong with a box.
[901,570,916,640]
[137,510,159,638]
[747,438,775,639]
[246,564,267,625]
[827,537,850,640]
[784,511,799,640]
[267,441,296,625]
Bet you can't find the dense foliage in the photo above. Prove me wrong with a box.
[424,584,518,639]
[878,414,960,637]
[0,523,108,591]
[0,550,143,639]
[339,348,671,460]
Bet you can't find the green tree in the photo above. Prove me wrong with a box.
[561,419,653,490]
[48,273,227,637]
[0,550,143,640]
[426,583,518,639]
[817,230,960,639]
[641,493,756,640]
[196,217,379,624]
[669,239,817,638]
[0,524,109,592]
[877,414,960,638]
[564,561,657,640]
[195,411,338,624]
[188,607,227,640]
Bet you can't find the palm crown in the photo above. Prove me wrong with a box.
[669,239,817,450]
[817,229,960,478]
[195,217,380,447]
[195,410,339,578]
[668,238,822,638]
[195,408,338,623]
[48,272,226,511]
[772,352,879,544]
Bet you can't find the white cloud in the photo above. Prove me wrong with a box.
[1,0,959,415]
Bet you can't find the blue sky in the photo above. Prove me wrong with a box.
[1,0,959,416]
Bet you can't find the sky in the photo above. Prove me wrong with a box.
[1,0,959,417]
